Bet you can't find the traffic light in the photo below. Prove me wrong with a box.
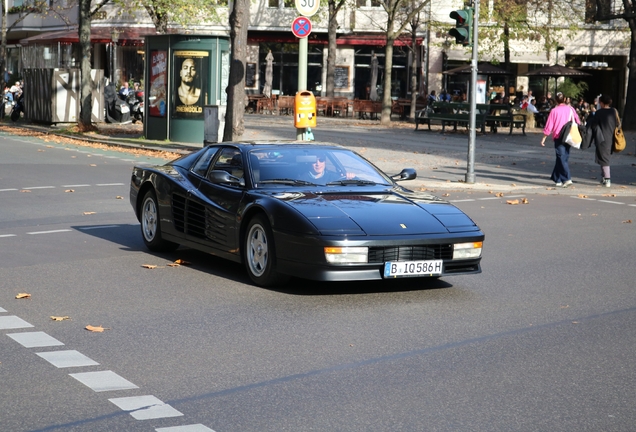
[449,8,473,46]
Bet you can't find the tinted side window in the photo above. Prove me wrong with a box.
[212,148,244,179]
[191,147,219,177]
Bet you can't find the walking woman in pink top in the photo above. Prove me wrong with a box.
[540,92,581,187]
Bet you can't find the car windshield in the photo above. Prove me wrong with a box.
[248,147,391,188]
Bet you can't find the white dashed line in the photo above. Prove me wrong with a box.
[22,186,55,190]
[78,225,120,230]
[571,196,596,201]
[0,188,19,192]
[70,370,139,392]
[96,183,126,186]
[109,395,184,420]
[8,331,65,348]
[62,184,91,187]
[156,424,216,431]
[0,306,7,313]
[37,350,100,368]
[27,229,73,235]
[0,316,34,329]
[597,200,625,205]
[450,199,475,202]
[0,234,17,238]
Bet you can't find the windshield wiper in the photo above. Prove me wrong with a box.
[326,179,379,186]
[259,179,317,186]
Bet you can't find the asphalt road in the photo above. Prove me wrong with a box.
[1,129,636,431]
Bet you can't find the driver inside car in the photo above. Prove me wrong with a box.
[299,153,355,184]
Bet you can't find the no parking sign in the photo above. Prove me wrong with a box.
[291,16,312,38]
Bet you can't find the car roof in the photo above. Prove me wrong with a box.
[208,141,345,151]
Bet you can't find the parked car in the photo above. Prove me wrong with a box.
[129,142,484,286]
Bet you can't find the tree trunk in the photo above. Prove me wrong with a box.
[623,15,636,130]
[503,23,511,98]
[326,0,338,98]
[409,28,419,121]
[78,0,96,131]
[1,1,7,90]
[223,0,250,141]
[380,40,394,125]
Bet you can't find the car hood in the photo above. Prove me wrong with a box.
[267,190,478,236]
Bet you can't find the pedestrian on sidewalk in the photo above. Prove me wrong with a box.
[540,92,580,187]
[581,94,617,187]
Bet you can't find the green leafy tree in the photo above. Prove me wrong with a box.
[363,0,429,124]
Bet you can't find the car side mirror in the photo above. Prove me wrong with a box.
[391,168,417,181]
[207,170,243,186]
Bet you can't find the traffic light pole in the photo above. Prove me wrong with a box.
[465,0,479,184]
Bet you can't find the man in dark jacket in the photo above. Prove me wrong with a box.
[582,94,618,187]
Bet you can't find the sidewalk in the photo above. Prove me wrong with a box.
[4,114,636,196]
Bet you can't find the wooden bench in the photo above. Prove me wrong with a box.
[353,99,382,119]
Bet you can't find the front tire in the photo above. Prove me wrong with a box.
[244,215,288,287]
[140,190,179,252]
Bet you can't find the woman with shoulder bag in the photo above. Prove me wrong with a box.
[540,92,581,187]
[581,94,618,187]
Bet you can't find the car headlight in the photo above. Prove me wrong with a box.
[453,242,483,259]
[324,247,368,264]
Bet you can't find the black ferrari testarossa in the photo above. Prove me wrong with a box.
[130,142,484,286]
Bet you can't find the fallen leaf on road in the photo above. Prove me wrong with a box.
[142,264,158,269]
[577,194,588,198]
[442,193,450,197]
[116,196,124,199]
[83,211,96,215]
[622,220,632,224]
[85,325,109,332]
[495,192,504,197]
[511,183,517,187]
[506,199,520,205]
[51,316,71,321]
[521,198,529,204]
[89,164,97,167]
[16,293,31,299]
[602,194,617,197]
[65,189,75,193]
[20,190,31,193]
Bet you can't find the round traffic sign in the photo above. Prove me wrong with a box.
[291,16,312,38]
[295,0,319,17]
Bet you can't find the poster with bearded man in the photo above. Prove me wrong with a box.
[173,50,209,119]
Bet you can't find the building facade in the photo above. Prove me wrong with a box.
[5,0,632,109]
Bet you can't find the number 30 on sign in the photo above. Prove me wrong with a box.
[295,0,319,17]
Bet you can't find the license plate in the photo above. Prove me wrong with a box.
[384,260,443,278]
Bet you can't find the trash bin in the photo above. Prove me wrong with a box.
[294,91,317,128]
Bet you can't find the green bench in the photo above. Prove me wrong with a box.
[415,102,526,135]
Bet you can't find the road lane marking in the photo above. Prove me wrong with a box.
[22,186,55,190]
[69,370,139,392]
[156,424,216,431]
[8,331,65,348]
[0,234,17,238]
[62,184,91,187]
[27,229,73,235]
[0,316,34,329]
[0,306,6,313]
[78,225,120,230]
[96,183,126,186]
[597,200,625,205]
[0,188,19,192]
[109,395,184,420]
[37,350,100,368]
